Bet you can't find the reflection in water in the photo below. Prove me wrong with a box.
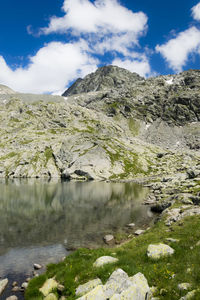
[0,179,152,279]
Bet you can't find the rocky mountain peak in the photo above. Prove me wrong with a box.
[62,65,144,96]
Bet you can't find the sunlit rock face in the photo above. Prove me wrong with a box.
[0,66,200,180]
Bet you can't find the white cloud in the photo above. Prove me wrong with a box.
[0,0,150,94]
[192,2,200,21]
[112,56,151,77]
[42,0,147,36]
[40,0,148,57]
[156,26,200,72]
[0,41,98,94]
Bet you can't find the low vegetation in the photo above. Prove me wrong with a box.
[26,215,200,299]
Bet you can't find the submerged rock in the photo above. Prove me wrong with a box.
[6,296,18,300]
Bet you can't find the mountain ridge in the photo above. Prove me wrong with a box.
[0,65,200,181]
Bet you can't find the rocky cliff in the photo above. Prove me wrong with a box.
[0,66,200,180]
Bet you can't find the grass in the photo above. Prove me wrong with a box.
[0,152,17,161]
[25,215,200,300]
[44,147,53,166]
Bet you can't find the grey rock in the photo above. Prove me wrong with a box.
[6,296,18,300]
[178,283,192,291]
[76,278,102,297]
[135,229,145,236]
[0,278,8,295]
[103,234,115,245]
[186,169,199,179]
[126,223,135,228]
[21,282,28,289]
[151,201,171,213]
[93,256,118,267]
[33,263,42,270]
[147,243,174,259]
[165,238,180,243]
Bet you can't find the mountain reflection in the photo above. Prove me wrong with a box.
[0,180,151,253]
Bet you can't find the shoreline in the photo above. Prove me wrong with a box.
[24,170,200,299]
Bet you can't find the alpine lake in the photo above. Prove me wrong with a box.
[0,179,154,299]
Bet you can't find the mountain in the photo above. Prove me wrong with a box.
[62,65,143,96]
[0,66,200,180]
[0,84,16,95]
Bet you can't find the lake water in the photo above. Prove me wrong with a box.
[0,179,153,299]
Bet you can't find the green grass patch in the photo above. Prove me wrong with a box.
[44,147,53,166]
[0,152,17,161]
[26,215,200,300]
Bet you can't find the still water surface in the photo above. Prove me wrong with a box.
[0,179,153,297]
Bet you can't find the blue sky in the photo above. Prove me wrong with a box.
[0,0,200,94]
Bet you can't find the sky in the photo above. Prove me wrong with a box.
[0,0,200,94]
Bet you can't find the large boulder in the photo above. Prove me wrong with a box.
[76,285,106,300]
[76,269,151,300]
[76,278,102,297]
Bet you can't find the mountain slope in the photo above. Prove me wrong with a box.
[0,66,200,180]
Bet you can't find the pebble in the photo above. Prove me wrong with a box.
[21,282,28,289]
[166,238,180,243]
[6,296,18,300]
[57,284,65,292]
[34,263,42,270]
[126,223,135,228]
[12,286,20,292]
[135,229,145,235]
[12,281,18,287]
[103,234,115,245]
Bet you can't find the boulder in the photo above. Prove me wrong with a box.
[0,278,8,296]
[93,256,118,267]
[147,243,174,259]
[104,269,131,298]
[106,270,151,300]
[76,285,106,300]
[44,294,58,300]
[39,278,58,296]
[76,278,102,297]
